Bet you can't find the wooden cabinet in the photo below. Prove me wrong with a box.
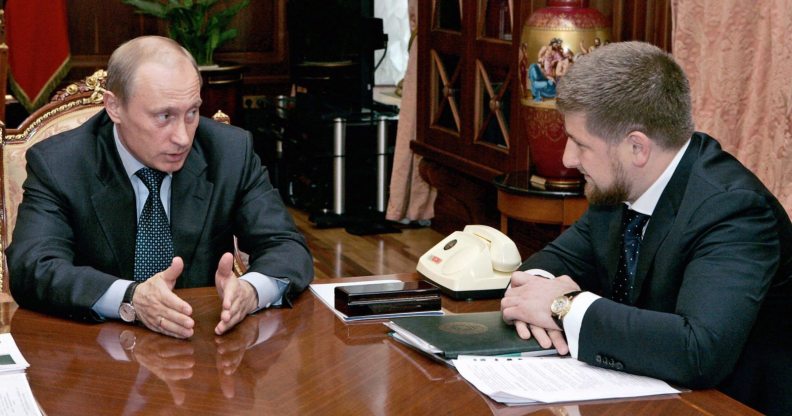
[412,0,672,241]
[412,0,527,235]
[413,0,523,183]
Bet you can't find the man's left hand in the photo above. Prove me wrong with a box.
[513,320,570,355]
[501,272,579,329]
[214,252,259,335]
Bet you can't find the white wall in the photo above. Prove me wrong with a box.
[374,0,410,86]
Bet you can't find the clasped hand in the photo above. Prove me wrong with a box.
[500,272,580,355]
[133,253,258,338]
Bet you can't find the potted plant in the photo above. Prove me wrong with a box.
[122,0,250,66]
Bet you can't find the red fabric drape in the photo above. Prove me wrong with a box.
[6,0,71,113]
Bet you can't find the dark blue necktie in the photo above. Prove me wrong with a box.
[612,209,650,304]
[133,167,174,281]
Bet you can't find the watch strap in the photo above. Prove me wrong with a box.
[123,281,140,304]
[563,290,583,304]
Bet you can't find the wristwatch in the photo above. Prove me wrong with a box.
[119,282,140,323]
[550,291,582,330]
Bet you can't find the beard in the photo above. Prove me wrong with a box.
[584,158,631,206]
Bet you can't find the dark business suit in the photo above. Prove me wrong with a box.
[8,110,313,321]
[521,133,792,400]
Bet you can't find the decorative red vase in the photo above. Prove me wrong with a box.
[519,0,610,189]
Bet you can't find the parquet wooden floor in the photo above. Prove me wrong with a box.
[289,207,445,280]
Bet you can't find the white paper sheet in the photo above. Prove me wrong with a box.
[0,373,42,416]
[453,355,679,405]
[0,333,30,374]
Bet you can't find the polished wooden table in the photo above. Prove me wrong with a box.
[6,274,760,415]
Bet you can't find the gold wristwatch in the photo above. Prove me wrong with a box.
[550,291,582,330]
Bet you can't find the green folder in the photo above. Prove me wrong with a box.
[387,311,556,360]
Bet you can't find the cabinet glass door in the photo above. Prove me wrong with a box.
[434,0,463,32]
[475,60,511,149]
[431,50,462,134]
[480,0,512,40]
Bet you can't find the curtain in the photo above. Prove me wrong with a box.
[6,0,71,113]
[386,0,437,222]
[672,0,792,215]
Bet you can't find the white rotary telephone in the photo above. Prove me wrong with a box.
[417,225,521,300]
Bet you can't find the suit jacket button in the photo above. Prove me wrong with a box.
[595,354,602,364]
[608,358,615,367]
[615,362,624,370]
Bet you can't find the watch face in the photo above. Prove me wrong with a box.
[550,296,569,316]
[119,303,136,323]
[120,330,136,350]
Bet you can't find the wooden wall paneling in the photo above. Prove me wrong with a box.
[64,0,290,94]
[219,0,290,92]
[66,0,158,79]
[611,0,672,51]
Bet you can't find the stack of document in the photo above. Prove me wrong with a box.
[385,311,556,366]
[453,355,680,405]
[310,280,444,322]
[0,333,42,415]
[0,333,30,373]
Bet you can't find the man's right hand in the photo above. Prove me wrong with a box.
[133,257,195,338]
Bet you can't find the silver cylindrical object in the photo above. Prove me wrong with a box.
[376,116,389,212]
[333,118,346,215]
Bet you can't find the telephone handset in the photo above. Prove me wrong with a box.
[416,225,521,300]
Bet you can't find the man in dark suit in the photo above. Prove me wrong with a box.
[8,36,313,339]
[500,41,792,413]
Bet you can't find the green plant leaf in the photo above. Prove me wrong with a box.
[122,0,250,66]
[121,0,167,18]
[217,28,237,45]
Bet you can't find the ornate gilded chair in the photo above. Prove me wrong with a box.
[0,70,107,302]
[0,71,245,302]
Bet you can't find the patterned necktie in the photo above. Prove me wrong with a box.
[612,209,650,304]
[133,167,174,281]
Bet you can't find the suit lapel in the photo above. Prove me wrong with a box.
[629,136,701,303]
[90,117,137,280]
[170,147,212,272]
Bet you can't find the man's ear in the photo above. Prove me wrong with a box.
[626,131,652,168]
[104,91,123,124]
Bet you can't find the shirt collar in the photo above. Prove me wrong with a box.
[626,139,691,216]
[112,125,171,180]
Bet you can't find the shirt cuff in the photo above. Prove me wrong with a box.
[563,291,600,359]
[92,279,133,319]
[524,269,556,279]
[240,272,288,312]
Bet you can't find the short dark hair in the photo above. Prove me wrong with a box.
[555,41,694,149]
